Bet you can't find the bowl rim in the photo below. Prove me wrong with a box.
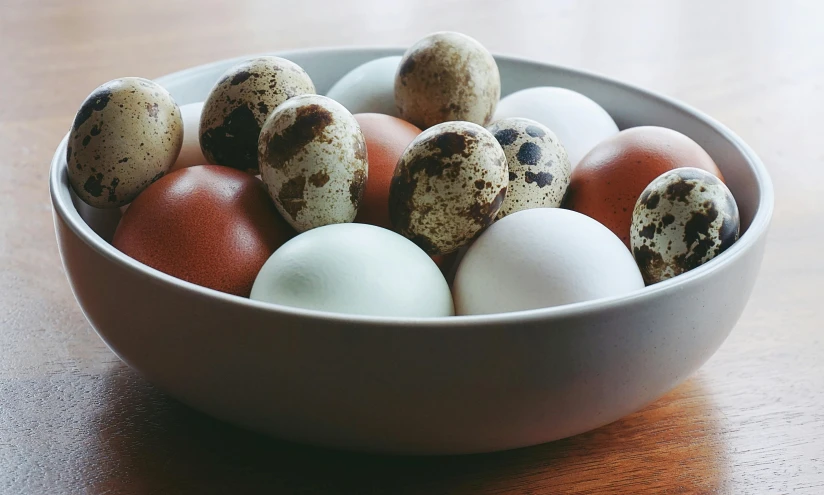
[50,46,775,327]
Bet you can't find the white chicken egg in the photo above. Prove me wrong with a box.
[493,87,619,168]
[170,102,208,172]
[326,56,402,117]
[250,223,454,318]
[453,208,644,316]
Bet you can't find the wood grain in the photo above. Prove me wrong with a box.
[1,0,823,493]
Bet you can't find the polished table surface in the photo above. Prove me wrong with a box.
[1,0,822,493]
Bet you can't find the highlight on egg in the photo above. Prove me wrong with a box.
[250,223,454,318]
[453,208,645,316]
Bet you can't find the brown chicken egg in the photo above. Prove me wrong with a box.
[353,113,422,229]
[564,126,724,248]
[112,165,295,297]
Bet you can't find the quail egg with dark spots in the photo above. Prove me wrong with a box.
[395,31,500,129]
[487,117,571,217]
[388,121,508,256]
[199,56,316,174]
[67,77,183,209]
[631,167,740,285]
[258,94,368,233]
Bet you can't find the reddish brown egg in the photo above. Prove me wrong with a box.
[113,165,295,297]
[353,113,422,230]
[563,126,724,248]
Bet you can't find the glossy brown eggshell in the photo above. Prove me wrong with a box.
[113,165,295,297]
[563,126,724,248]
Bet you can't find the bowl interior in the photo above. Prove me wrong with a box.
[52,48,773,321]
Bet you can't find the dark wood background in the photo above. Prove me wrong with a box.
[1,0,822,493]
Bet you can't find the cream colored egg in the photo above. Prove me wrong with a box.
[250,223,454,317]
[487,117,571,217]
[631,167,740,285]
[258,94,368,233]
[454,208,645,315]
[395,32,500,129]
[388,121,508,256]
[67,77,183,208]
[199,57,315,173]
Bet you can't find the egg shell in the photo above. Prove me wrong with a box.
[199,57,315,174]
[395,32,500,129]
[389,121,508,256]
[326,56,402,117]
[493,87,618,168]
[564,126,724,248]
[487,117,571,217]
[353,113,422,230]
[250,223,454,318]
[631,167,739,285]
[67,77,183,208]
[258,94,368,233]
[170,101,208,172]
[453,208,645,316]
[112,165,295,297]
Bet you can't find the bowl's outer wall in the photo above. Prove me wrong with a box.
[51,49,772,454]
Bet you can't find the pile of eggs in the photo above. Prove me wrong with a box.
[67,32,740,319]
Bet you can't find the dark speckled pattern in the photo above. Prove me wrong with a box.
[630,167,740,285]
[199,57,316,174]
[67,77,183,208]
[487,117,571,218]
[394,32,500,129]
[388,121,507,255]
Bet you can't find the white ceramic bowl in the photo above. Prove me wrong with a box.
[50,48,773,455]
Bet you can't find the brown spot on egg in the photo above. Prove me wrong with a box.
[634,244,667,285]
[146,102,159,118]
[665,179,695,203]
[200,105,260,173]
[277,175,307,220]
[524,170,553,188]
[83,173,105,198]
[264,104,333,168]
[231,70,253,85]
[516,142,542,165]
[494,128,518,146]
[638,222,656,240]
[308,171,330,187]
[73,88,112,129]
[349,169,366,207]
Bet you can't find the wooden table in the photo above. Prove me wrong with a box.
[2,0,822,492]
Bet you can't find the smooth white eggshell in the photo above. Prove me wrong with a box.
[326,56,402,117]
[250,223,454,318]
[493,87,619,168]
[453,208,644,315]
[170,102,208,171]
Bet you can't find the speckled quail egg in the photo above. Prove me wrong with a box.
[258,94,368,232]
[199,57,315,174]
[395,32,500,129]
[388,121,508,256]
[487,117,571,217]
[67,77,183,208]
[631,167,740,285]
